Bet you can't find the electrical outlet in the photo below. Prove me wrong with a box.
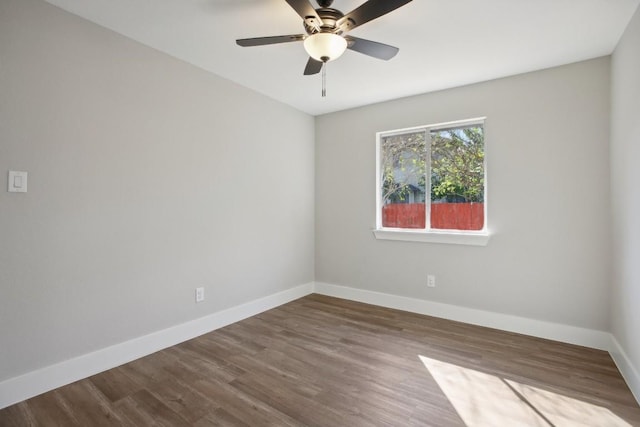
[427,275,436,288]
[195,287,205,303]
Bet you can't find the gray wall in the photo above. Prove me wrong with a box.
[611,4,640,383]
[315,58,612,330]
[0,0,315,381]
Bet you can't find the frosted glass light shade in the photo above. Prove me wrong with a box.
[303,33,347,62]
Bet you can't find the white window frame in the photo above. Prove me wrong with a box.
[373,118,490,246]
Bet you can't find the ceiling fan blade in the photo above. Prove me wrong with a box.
[345,36,399,60]
[236,34,305,47]
[337,0,412,33]
[303,57,323,75]
[285,0,323,31]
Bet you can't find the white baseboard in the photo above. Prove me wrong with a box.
[3,281,638,410]
[0,282,314,410]
[609,335,640,404]
[313,282,612,350]
[314,282,640,405]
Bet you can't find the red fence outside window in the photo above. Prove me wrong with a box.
[382,203,484,230]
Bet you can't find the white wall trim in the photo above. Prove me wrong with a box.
[0,282,314,410]
[313,282,611,350]
[609,335,640,404]
[373,229,491,246]
[314,282,640,404]
[314,282,640,403]
[3,281,638,410]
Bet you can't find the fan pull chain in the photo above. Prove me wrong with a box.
[322,61,327,97]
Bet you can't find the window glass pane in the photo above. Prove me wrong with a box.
[380,131,426,229]
[430,125,485,230]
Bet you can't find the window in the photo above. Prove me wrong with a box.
[374,118,489,246]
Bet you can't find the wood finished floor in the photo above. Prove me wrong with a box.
[1,294,639,426]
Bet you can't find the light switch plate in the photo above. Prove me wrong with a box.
[8,171,27,193]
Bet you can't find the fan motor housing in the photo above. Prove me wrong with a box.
[305,8,345,34]
[316,0,334,7]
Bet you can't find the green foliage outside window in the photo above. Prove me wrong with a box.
[431,126,484,203]
[381,132,426,205]
[380,125,484,205]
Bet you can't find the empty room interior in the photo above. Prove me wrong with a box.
[1,0,640,425]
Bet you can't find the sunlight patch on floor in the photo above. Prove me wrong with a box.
[418,355,631,427]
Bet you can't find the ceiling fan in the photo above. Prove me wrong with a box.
[236,0,412,92]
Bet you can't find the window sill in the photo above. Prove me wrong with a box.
[372,228,490,246]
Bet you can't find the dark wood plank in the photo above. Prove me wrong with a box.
[12,391,80,426]
[52,380,123,426]
[0,402,39,427]
[1,294,639,426]
[193,407,251,427]
[89,366,143,403]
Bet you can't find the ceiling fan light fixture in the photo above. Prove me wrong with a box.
[303,33,347,62]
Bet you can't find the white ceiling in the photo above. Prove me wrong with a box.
[43,0,639,116]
